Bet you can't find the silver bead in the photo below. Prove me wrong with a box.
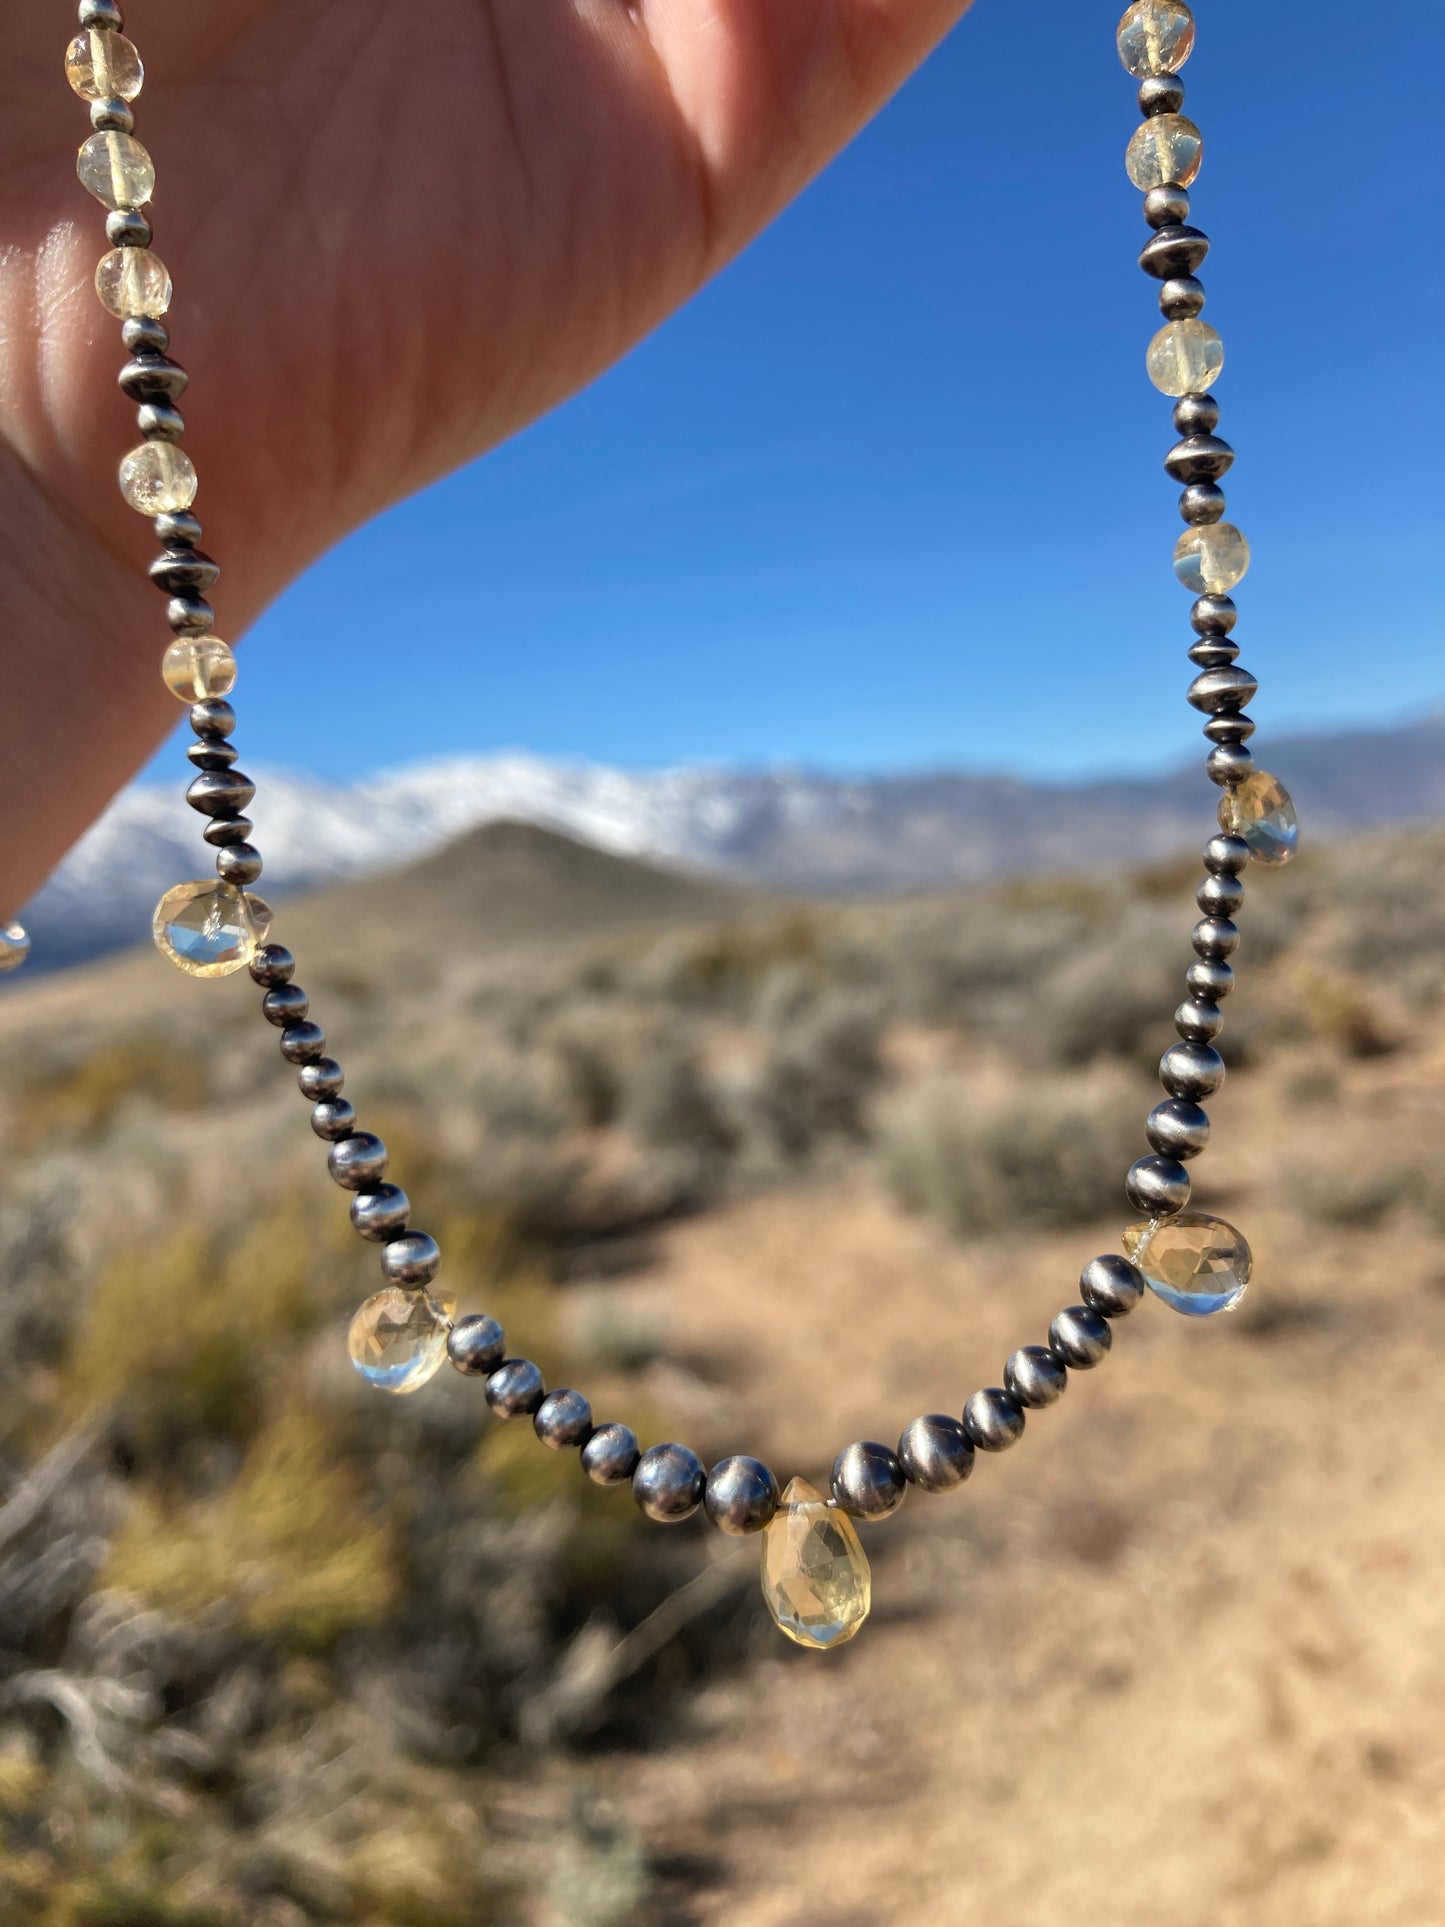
[106,209,152,248]
[485,1358,546,1418]
[1049,1306,1112,1370]
[1175,995,1224,1041]
[328,1132,388,1190]
[248,943,294,986]
[1189,638,1240,670]
[447,1314,505,1376]
[203,813,254,847]
[1186,958,1234,1000]
[897,1413,974,1491]
[581,1422,640,1487]
[1003,1346,1067,1409]
[1079,1254,1146,1318]
[1196,873,1244,918]
[1190,593,1237,633]
[1204,712,1256,745]
[963,1388,1025,1452]
[165,592,211,632]
[350,1184,410,1241]
[149,548,219,594]
[1139,223,1209,279]
[831,1440,906,1519]
[310,1099,356,1141]
[381,1230,441,1288]
[1160,1041,1226,1099]
[119,354,187,400]
[1144,183,1190,228]
[1187,665,1257,712]
[187,739,236,771]
[186,769,255,817]
[1138,71,1185,115]
[155,510,202,546]
[1159,275,1205,319]
[1165,435,1234,484]
[534,1389,593,1451]
[215,843,263,886]
[1204,834,1251,876]
[189,698,235,738]
[633,1443,706,1522]
[1179,482,1225,526]
[1125,1154,1191,1216]
[1207,743,1254,787]
[79,0,124,27]
[1147,1097,1210,1160]
[704,1455,780,1533]
[1192,917,1240,961]
[1174,394,1220,436]
[141,405,188,446]
[122,316,169,354]
[89,97,133,132]
[279,1020,326,1065]
[262,983,308,1027]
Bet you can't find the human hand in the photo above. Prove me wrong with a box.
[0,0,975,918]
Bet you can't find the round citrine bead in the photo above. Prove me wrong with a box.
[1125,113,1202,190]
[76,130,155,210]
[1124,1212,1251,1315]
[1218,771,1299,866]
[1116,1,1195,77]
[153,882,272,977]
[119,442,197,516]
[1146,318,1223,397]
[349,1289,456,1395]
[65,28,144,101]
[1174,522,1249,595]
[95,246,172,319]
[162,637,236,704]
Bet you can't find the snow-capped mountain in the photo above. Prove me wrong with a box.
[18,713,1445,973]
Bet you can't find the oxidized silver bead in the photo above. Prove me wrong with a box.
[249,943,294,986]
[1204,712,1255,745]
[1049,1306,1113,1370]
[203,814,254,847]
[1179,483,1226,525]
[897,1413,975,1491]
[149,548,219,594]
[1188,665,1257,712]
[447,1314,505,1376]
[106,208,152,248]
[310,1099,356,1141]
[1159,275,1205,319]
[1190,592,1237,633]
[215,843,263,886]
[1196,872,1244,917]
[155,510,202,546]
[534,1389,593,1451]
[1207,743,1254,787]
[1174,394,1220,435]
[328,1131,388,1190]
[1175,996,1224,1041]
[165,592,211,632]
[1144,183,1190,228]
[186,769,255,816]
[704,1455,780,1533]
[350,1184,410,1241]
[1079,1253,1146,1319]
[1140,223,1209,278]
[633,1443,706,1522]
[1160,1041,1226,1099]
[1203,833,1251,876]
[189,699,236,737]
[581,1422,641,1487]
[485,1357,546,1417]
[831,1440,906,1519]
[1165,435,1234,484]
[262,983,309,1027]
[1192,917,1240,960]
[1003,1345,1067,1408]
[1187,958,1234,1000]
[1138,72,1186,115]
[1125,1154,1191,1216]
[279,1021,325,1065]
[963,1387,1025,1452]
[1146,1097,1210,1159]
[381,1230,441,1288]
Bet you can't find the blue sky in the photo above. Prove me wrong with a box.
[157,0,1442,785]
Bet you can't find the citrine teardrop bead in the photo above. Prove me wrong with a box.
[1174,522,1250,595]
[1147,318,1223,397]
[162,637,236,703]
[153,881,272,977]
[77,130,154,210]
[1218,771,1299,866]
[349,1288,457,1395]
[1124,1212,1251,1315]
[1125,113,1202,190]
[95,246,171,319]
[760,1476,871,1650]
[65,28,144,101]
[1116,1,1196,77]
[119,442,197,516]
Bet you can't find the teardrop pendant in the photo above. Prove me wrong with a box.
[760,1476,872,1649]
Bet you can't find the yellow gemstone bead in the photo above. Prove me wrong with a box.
[1124,1212,1251,1315]
[1116,1,1195,77]
[153,882,272,977]
[1218,770,1299,866]
[0,923,31,974]
[119,442,197,516]
[1173,522,1250,595]
[1146,318,1223,397]
[349,1289,457,1395]
[161,636,236,704]
[65,28,144,101]
[95,246,171,319]
[1125,113,1202,190]
[760,1476,871,1650]
[76,129,154,210]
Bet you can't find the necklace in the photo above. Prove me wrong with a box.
[44,0,1300,1651]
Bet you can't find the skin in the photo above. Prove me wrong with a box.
[0,0,976,919]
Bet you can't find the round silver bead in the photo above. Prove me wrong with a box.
[140,402,187,444]
[581,1422,641,1487]
[248,944,295,988]
[447,1314,505,1377]
[1159,275,1206,319]
[1204,834,1251,876]
[534,1389,593,1451]
[1187,958,1235,1000]
[190,700,235,740]
[262,984,308,1026]
[1003,1346,1067,1409]
[897,1413,975,1491]
[1125,1154,1191,1216]
[963,1388,1025,1452]
[381,1231,441,1288]
[328,1132,388,1190]
[106,209,152,248]
[1146,1097,1210,1160]
[1179,482,1226,526]
[633,1443,706,1522]
[1189,592,1236,633]
[155,510,202,546]
[704,1455,780,1534]
[1138,71,1185,115]
[165,591,211,631]
[485,1358,546,1418]
[831,1439,907,1519]
[1144,183,1190,229]
[89,96,133,132]
[1049,1306,1113,1370]
[1175,996,1224,1041]
[350,1184,411,1241]
[1079,1254,1146,1319]
[297,1056,343,1100]
[1160,1041,1226,1099]
[279,1021,326,1065]
[309,1099,356,1141]
[1192,917,1240,961]
[215,843,263,887]
[1207,743,1254,787]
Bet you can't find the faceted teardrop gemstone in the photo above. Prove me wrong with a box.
[1147,318,1223,397]
[760,1476,871,1650]
[1173,522,1250,595]
[0,923,30,973]
[153,881,272,977]
[349,1288,457,1394]
[1125,113,1203,190]
[1116,1,1195,76]
[1218,771,1299,866]
[1124,1212,1251,1315]
[162,636,236,703]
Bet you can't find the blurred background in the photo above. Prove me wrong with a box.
[3,2,1444,1922]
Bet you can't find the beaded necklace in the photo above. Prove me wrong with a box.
[28,0,1300,1650]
